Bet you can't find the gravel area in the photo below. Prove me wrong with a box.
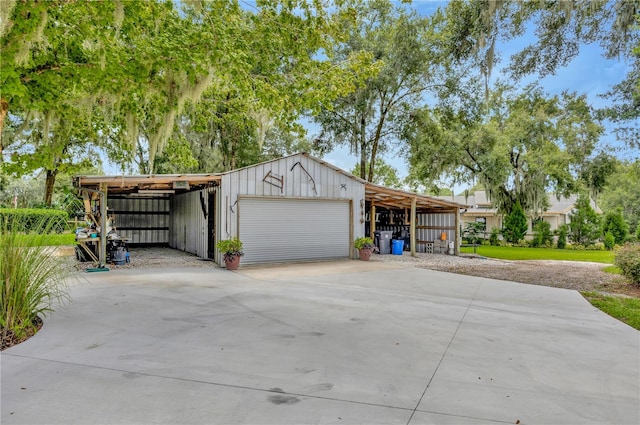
[74,246,217,271]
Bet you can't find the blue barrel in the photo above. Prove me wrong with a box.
[391,239,404,255]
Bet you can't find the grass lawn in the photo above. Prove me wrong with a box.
[14,233,76,246]
[582,292,640,331]
[460,245,614,264]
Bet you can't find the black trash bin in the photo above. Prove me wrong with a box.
[374,230,393,254]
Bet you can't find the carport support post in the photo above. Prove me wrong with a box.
[100,183,108,268]
[370,202,376,239]
[454,207,460,256]
[410,196,416,257]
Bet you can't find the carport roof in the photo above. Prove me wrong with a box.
[73,174,221,194]
[365,182,468,212]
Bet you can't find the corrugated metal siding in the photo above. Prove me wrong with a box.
[416,212,456,253]
[169,189,209,257]
[218,153,365,264]
[239,198,350,264]
[108,196,169,244]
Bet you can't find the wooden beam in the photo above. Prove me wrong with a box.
[99,183,108,268]
[410,196,417,257]
[455,207,460,256]
[416,225,457,230]
[370,202,376,239]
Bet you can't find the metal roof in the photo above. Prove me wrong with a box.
[73,153,466,211]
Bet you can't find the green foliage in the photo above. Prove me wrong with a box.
[1,216,71,348]
[531,219,553,248]
[604,232,616,251]
[602,208,629,245]
[314,0,457,183]
[582,292,640,331]
[569,194,601,246]
[406,84,602,216]
[502,201,528,244]
[354,237,374,250]
[351,160,402,188]
[457,1,639,149]
[216,238,244,261]
[556,224,568,249]
[462,222,485,245]
[2,0,372,179]
[489,227,500,246]
[600,160,640,236]
[459,245,614,264]
[0,208,68,233]
[614,243,640,286]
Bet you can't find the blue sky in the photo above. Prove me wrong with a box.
[322,1,637,186]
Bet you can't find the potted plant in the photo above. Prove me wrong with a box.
[354,236,375,261]
[216,237,244,270]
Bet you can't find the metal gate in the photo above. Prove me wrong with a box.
[239,197,350,264]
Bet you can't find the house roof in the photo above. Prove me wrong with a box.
[435,191,602,215]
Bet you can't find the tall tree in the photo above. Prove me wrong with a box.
[405,84,604,215]
[312,0,459,182]
[599,159,640,233]
[106,0,373,173]
[455,0,640,148]
[3,106,99,205]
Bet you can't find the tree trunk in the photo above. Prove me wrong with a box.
[44,169,57,206]
[0,97,8,161]
[359,115,367,179]
[367,107,387,183]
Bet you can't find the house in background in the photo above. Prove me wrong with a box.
[436,191,602,238]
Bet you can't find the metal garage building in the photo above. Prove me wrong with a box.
[74,153,465,267]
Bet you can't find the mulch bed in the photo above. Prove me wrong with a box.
[1,316,43,351]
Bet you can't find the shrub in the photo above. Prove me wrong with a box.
[556,224,568,249]
[531,220,553,248]
[601,208,629,245]
[604,232,615,250]
[489,227,500,246]
[502,202,528,244]
[0,208,68,233]
[1,216,71,349]
[463,222,485,245]
[569,194,600,245]
[614,243,640,285]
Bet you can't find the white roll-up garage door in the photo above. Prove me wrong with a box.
[239,197,350,264]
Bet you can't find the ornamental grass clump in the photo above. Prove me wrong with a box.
[614,243,640,286]
[1,216,71,350]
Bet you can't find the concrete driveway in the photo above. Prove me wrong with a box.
[2,261,638,424]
